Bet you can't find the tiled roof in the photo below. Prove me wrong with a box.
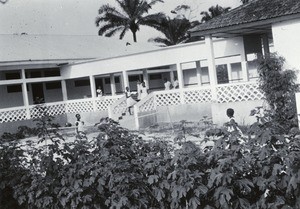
[190,0,300,34]
[0,35,159,64]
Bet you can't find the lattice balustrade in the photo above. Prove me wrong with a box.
[138,96,156,112]
[184,88,212,104]
[0,108,27,123]
[66,100,94,113]
[112,99,127,115]
[155,92,181,107]
[217,83,263,103]
[96,98,119,111]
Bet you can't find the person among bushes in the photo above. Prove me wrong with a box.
[75,113,86,139]
[224,108,243,135]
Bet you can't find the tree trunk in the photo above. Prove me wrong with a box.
[133,31,137,42]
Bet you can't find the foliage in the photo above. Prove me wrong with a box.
[200,4,231,23]
[257,53,299,133]
[95,0,165,42]
[148,16,200,46]
[1,111,300,208]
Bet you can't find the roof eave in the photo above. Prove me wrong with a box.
[190,13,300,37]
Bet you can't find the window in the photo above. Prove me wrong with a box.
[74,79,90,87]
[129,75,140,82]
[216,65,229,84]
[30,71,42,78]
[115,76,120,83]
[44,69,60,77]
[46,81,61,89]
[5,72,20,80]
[105,78,111,84]
[7,84,22,93]
[149,74,162,80]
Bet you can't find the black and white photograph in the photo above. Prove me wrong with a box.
[1,0,300,208]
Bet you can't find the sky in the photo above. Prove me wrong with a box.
[0,0,241,43]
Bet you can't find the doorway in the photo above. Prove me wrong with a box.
[31,83,45,104]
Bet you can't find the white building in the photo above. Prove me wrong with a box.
[0,0,299,133]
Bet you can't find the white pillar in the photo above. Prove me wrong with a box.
[89,75,96,98]
[240,38,249,82]
[61,80,68,101]
[170,71,175,84]
[122,70,129,89]
[142,69,149,89]
[21,69,30,119]
[89,75,97,111]
[227,63,233,83]
[110,73,116,96]
[196,61,202,86]
[173,63,185,104]
[262,34,270,56]
[205,35,218,101]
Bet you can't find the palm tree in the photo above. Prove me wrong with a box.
[200,5,231,23]
[95,0,165,42]
[148,16,200,46]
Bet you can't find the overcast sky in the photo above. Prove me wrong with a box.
[0,0,241,43]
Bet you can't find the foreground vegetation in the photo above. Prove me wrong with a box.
[1,54,299,208]
[1,115,300,209]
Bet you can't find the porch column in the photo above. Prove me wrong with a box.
[227,63,233,83]
[196,61,202,86]
[173,63,184,104]
[170,70,175,84]
[142,69,149,88]
[89,75,97,111]
[262,34,270,57]
[21,69,30,119]
[61,80,68,101]
[240,39,249,82]
[205,35,218,101]
[110,73,116,96]
[122,70,129,89]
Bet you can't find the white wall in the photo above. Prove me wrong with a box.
[61,37,245,79]
[272,19,300,72]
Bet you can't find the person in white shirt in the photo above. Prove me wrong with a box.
[136,80,141,101]
[164,78,171,90]
[173,77,179,89]
[140,81,148,100]
[75,114,86,139]
[96,87,103,97]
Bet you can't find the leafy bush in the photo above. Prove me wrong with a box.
[1,113,300,209]
[257,53,299,133]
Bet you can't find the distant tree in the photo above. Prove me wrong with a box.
[0,0,8,4]
[200,4,231,23]
[95,0,165,42]
[148,16,200,46]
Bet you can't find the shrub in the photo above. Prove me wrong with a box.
[1,115,300,208]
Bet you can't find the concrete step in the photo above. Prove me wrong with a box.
[118,114,136,130]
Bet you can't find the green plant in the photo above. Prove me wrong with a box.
[257,53,299,133]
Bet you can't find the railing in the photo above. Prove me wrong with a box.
[130,82,263,129]
[0,96,122,123]
[216,81,263,103]
[107,95,127,120]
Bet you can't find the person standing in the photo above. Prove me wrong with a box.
[75,114,86,139]
[164,78,171,90]
[173,77,179,89]
[136,80,141,101]
[140,81,148,100]
[96,86,103,97]
[125,86,137,115]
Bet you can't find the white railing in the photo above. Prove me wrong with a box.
[107,95,127,120]
[0,96,122,123]
[216,81,263,103]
